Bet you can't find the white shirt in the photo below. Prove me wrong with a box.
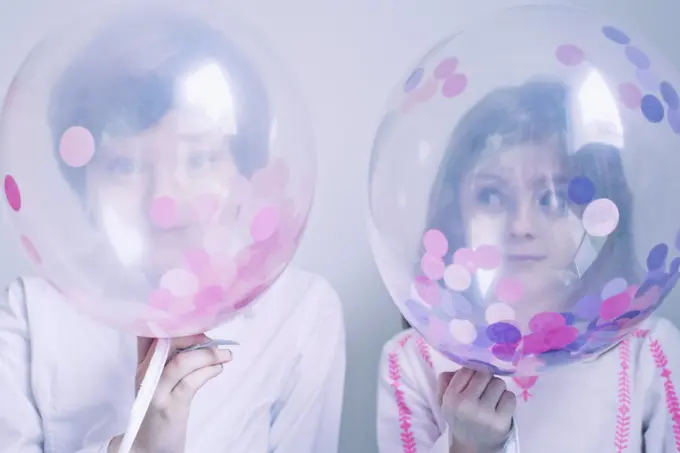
[377,317,680,453]
[0,267,346,453]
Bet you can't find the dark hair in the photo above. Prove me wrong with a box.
[402,79,640,327]
[48,11,271,194]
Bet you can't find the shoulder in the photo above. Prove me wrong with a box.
[629,316,680,348]
[258,267,345,349]
[273,266,344,324]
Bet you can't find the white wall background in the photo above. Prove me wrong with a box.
[1,1,679,452]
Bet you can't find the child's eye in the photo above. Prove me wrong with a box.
[476,187,505,208]
[539,190,568,214]
[187,151,222,171]
[105,157,140,176]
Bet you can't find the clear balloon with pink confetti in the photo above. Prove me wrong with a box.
[0,0,315,338]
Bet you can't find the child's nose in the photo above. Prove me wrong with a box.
[148,168,186,229]
[507,201,538,240]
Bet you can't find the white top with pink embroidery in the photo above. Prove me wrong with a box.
[377,317,680,453]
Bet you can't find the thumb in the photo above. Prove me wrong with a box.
[137,337,155,365]
[437,371,456,406]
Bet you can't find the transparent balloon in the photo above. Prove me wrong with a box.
[368,6,680,375]
[0,0,315,337]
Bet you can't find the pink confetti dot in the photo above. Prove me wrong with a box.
[426,317,451,345]
[529,312,565,332]
[495,277,524,303]
[413,77,438,103]
[485,303,516,324]
[250,205,280,242]
[59,126,95,168]
[443,264,471,291]
[194,285,225,309]
[475,244,501,269]
[515,356,544,375]
[631,286,660,311]
[150,196,179,229]
[453,247,477,272]
[4,175,21,211]
[522,332,550,355]
[197,261,237,289]
[421,253,445,280]
[434,57,459,79]
[423,229,448,256]
[184,248,211,273]
[148,288,176,310]
[401,92,419,113]
[414,276,441,306]
[556,44,585,66]
[449,319,477,344]
[160,268,199,297]
[20,235,41,265]
[618,83,642,109]
[442,73,468,98]
[600,292,631,320]
[544,325,579,349]
[582,198,619,237]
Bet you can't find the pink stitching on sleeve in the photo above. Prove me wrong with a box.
[512,376,538,402]
[388,333,418,453]
[416,336,434,369]
[615,339,632,453]
[632,329,650,339]
[648,336,680,451]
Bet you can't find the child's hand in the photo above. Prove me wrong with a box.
[108,334,233,453]
[438,368,516,453]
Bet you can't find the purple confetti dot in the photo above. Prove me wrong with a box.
[669,108,680,135]
[636,279,657,298]
[560,312,576,326]
[568,176,595,205]
[641,95,665,123]
[670,257,680,275]
[473,325,494,348]
[566,335,588,351]
[404,68,424,93]
[625,45,651,70]
[405,299,430,324]
[487,322,521,345]
[660,82,680,110]
[617,310,641,321]
[647,243,669,271]
[574,294,602,319]
[492,343,517,362]
[602,26,630,44]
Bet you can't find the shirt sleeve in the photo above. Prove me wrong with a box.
[377,332,451,453]
[640,317,680,453]
[0,279,113,453]
[268,278,346,453]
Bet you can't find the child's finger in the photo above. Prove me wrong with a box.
[462,371,493,400]
[480,377,506,408]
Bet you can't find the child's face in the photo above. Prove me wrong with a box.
[459,141,580,305]
[84,109,238,278]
